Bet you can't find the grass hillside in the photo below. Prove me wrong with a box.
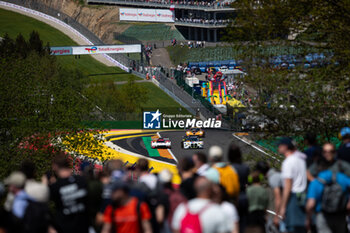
[117,23,185,42]
[0,8,137,82]
[0,8,186,115]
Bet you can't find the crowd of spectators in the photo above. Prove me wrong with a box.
[134,0,233,8]
[175,18,231,25]
[0,127,350,233]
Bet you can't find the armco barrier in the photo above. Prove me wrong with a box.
[151,78,196,115]
[0,0,130,71]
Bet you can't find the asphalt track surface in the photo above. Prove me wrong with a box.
[108,130,262,163]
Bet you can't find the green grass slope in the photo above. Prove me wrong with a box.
[120,23,185,42]
[0,8,138,82]
[0,8,187,116]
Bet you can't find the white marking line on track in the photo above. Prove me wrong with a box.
[232,134,280,162]
[157,132,178,163]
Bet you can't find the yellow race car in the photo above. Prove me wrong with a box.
[186,128,205,137]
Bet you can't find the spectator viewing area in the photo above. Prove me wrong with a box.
[89,0,235,42]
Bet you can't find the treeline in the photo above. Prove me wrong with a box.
[224,0,350,142]
[0,31,148,178]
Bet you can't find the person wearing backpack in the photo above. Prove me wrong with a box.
[172,176,229,233]
[306,169,350,233]
[102,180,152,233]
[208,146,240,200]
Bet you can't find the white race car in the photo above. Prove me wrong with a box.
[181,136,204,149]
[151,138,171,149]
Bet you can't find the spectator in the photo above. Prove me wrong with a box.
[209,145,240,199]
[49,153,90,233]
[192,152,209,175]
[306,170,350,233]
[303,133,322,167]
[22,180,51,233]
[172,177,229,233]
[212,184,239,233]
[81,162,103,232]
[228,143,250,190]
[18,160,51,233]
[98,159,126,225]
[278,138,307,233]
[308,143,350,181]
[135,158,157,190]
[257,161,286,231]
[0,182,9,233]
[159,169,185,233]
[246,171,269,233]
[227,143,249,233]
[178,157,198,200]
[101,180,152,233]
[4,171,28,220]
[337,127,350,163]
[135,158,169,233]
[20,159,50,212]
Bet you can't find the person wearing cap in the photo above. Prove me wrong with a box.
[277,137,307,233]
[101,180,152,233]
[208,145,240,199]
[4,171,30,219]
[337,127,350,164]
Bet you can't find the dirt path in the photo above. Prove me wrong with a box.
[150,48,174,68]
[0,4,116,67]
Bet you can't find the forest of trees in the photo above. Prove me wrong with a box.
[225,0,350,142]
[0,31,148,178]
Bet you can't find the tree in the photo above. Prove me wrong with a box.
[83,77,149,120]
[224,1,350,143]
[225,0,313,41]
[0,32,105,178]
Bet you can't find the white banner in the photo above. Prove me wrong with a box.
[119,8,138,21]
[72,44,141,55]
[138,8,156,22]
[120,8,174,23]
[155,9,174,22]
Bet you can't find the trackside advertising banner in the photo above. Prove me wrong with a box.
[50,44,141,55]
[50,47,73,55]
[120,8,174,22]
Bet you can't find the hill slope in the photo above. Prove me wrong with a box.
[0,7,185,113]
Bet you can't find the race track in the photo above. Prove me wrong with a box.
[159,129,255,160]
[107,129,261,163]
